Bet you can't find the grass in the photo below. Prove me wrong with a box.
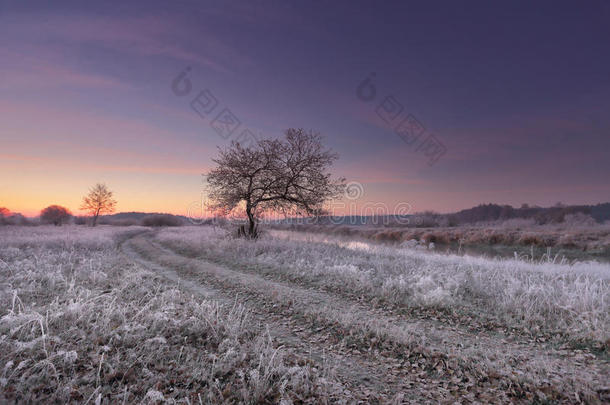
[2,225,608,402]
[273,222,610,256]
[157,227,610,345]
[0,226,341,403]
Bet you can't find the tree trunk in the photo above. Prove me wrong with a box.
[246,205,256,238]
[93,208,100,227]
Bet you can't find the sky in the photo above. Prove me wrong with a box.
[1,0,609,217]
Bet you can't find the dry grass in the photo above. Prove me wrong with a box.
[158,227,610,345]
[274,222,610,253]
[0,226,340,403]
[2,225,608,402]
[149,226,610,402]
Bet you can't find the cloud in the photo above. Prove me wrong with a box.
[0,99,214,172]
[0,12,249,74]
[0,152,205,175]
[0,50,128,91]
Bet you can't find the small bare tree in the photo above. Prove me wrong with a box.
[40,205,72,226]
[80,183,117,226]
[207,128,345,238]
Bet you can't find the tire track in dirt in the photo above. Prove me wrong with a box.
[123,233,608,403]
[121,234,427,403]
[152,238,610,401]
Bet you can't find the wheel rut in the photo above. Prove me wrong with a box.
[121,233,609,403]
[121,234,423,403]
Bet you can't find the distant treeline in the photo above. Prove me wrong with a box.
[76,212,188,227]
[2,203,610,228]
[302,202,610,227]
[449,202,610,225]
[0,209,189,227]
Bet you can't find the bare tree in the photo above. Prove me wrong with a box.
[80,183,117,226]
[207,128,345,237]
[40,205,72,226]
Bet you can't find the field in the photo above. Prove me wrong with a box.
[271,222,610,262]
[1,225,608,403]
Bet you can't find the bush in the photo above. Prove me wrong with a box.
[0,209,29,226]
[40,205,72,226]
[0,207,11,225]
[9,214,35,226]
[141,214,183,227]
[0,207,9,225]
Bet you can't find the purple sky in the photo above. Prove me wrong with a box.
[1,0,609,216]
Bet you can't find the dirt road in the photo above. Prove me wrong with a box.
[121,232,609,403]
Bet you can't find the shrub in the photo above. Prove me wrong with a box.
[40,205,72,226]
[0,207,9,225]
[9,214,35,226]
[0,209,28,225]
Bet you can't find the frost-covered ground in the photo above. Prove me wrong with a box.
[151,226,609,403]
[0,226,341,403]
[1,225,609,403]
[160,227,609,344]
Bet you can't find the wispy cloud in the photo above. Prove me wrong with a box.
[0,153,205,175]
[0,50,128,91]
[0,12,249,74]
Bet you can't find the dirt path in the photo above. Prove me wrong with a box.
[121,233,608,403]
[121,234,422,403]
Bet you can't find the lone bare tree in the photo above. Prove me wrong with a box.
[206,128,345,238]
[40,205,72,226]
[80,183,117,226]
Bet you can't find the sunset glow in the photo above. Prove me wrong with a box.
[1,1,609,217]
